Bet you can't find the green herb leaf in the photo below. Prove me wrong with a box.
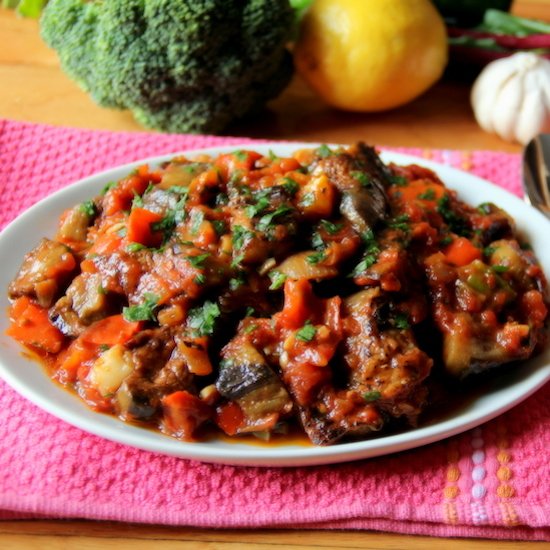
[268,270,287,290]
[417,188,436,200]
[126,242,147,253]
[492,264,509,273]
[187,300,221,336]
[296,321,316,342]
[232,225,255,251]
[257,205,294,232]
[363,390,381,402]
[229,275,246,291]
[79,200,96,217]
[438,194,470,237]
[393,313,410,330]
[123,293,160,322]
[390,175,407,187]
[190,210,205,236]
[282,177,299,196]
[306,251,326,265]
[187,253,210,269]
[316,144,333,158]
[212,219,227,236]
[245,196,270,219]
[320,219,343,235]
[299,192,315,208]
[101,181,117,195]
[351,171,371,188]
[233,150,248,162]
[387,214,410,233]
[194,274,206,285]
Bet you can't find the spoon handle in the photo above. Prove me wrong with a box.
[523,134,550,219]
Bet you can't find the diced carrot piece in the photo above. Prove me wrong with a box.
[178,339,213,376]
[6,297,65,354]
[277,278,314,330]
[444,237,482,267]
[216,402,245,436]
[81,315,141,346]
[127,207,164,247]
[162,390,212,440]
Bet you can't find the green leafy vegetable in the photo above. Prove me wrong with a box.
[363,391,381,402]
[187,300,221,336]
[123,293,160,322]
[296,321,316,342]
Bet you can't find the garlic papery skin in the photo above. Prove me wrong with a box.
[471,52,550,145]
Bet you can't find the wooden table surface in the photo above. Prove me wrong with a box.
[1,1,549,549]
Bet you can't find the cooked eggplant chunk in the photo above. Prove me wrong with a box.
[6,144,548,444]
[316,142,389,234]
[217,337,292,434]
[9,238,76,307]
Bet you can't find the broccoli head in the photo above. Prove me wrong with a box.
[41,0,295,134]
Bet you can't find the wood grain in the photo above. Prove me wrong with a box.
[1,1,549,548]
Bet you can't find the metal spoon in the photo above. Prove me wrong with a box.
[522,134,550,219]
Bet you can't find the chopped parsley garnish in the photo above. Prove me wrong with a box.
[351,230,380,277]
[190,210,205,236]
[268,270,287,290]
[229,274,246,291]
[268,149,278,160]
[256,205,293,232]
[187,253,210,269]
[232,225,255,251]
[306,251,326,265]
[299,192,315,208]
[126,242,147,253]
[311,231,325,250]
[390,175,407,187]
[392,313,410,330]
[363,391,381,402]
[245,196,270,219]
[477,202,493,215]
[351,254,377,277]
[351,171,371,188]
[296,321,316,342]
[492,264,509,273]
[167,185,189,196]
[231,254,245,269]
[243,324,258,334]
[187,300,221,337]
[233,150,248,162]
[123,293,160,322]
[79,200,96,217]
[387,214,410,233]
[245,306,256,317]
[101,181,117,195]
[193,274,206,285]
[97,285,107,295]
[440,236,453,247]
[131,191,144,209]
[483,246,496,257]
[316,144,333,158]
[282,177,299,196]
[320,219,343,235]
[98,344,110,352]
[117,226,128,238]
[215,192,229,206]
[417,188,436,201]
[212,219,227,236]
[437,194,470,237]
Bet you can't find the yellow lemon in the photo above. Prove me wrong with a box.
[294,0,448,111]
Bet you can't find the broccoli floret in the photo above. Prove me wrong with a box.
[41,0,295,134]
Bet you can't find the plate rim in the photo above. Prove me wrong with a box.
[1,142,549,467]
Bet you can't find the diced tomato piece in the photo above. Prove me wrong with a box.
[127,207,164,247]
[162,391,212,440]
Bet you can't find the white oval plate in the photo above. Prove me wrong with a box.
[1,144,549,467]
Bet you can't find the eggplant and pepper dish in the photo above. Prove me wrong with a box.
[6,144,549,445]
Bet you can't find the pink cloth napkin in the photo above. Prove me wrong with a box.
[0,119,549,540]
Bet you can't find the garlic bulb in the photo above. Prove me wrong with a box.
[471,52,550,145]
